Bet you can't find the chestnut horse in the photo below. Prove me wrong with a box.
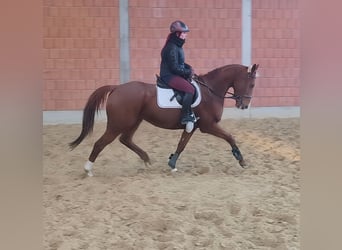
[70,63,259,176]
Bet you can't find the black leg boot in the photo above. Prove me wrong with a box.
[180,93,195,125]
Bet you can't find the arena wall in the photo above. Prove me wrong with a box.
[43,0,299,110]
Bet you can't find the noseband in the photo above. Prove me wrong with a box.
[226,91,252,102]
[193,75,253,101]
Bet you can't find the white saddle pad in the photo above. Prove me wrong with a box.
[156,80,201,108]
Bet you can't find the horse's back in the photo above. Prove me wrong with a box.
[107,81,155,102]
[106,81,156,119]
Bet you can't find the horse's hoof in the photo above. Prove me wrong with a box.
[84,169,94,177]
[84,161,94,177]
[143,160,151,166]
[239,160,248,168]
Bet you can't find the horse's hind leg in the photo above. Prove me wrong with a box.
[85,129,119,176]
[168,128,197,171]
[119,120,151,165]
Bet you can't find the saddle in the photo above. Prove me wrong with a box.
[155,75,201,109]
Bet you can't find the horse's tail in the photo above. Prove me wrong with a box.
[69,85,116,150]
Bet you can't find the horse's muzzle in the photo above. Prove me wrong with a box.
[234,95,252,110]
[236,100,250,109]
[236,104,249,110]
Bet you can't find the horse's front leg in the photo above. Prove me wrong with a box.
[200,123,247,168]
[168,128,197,171]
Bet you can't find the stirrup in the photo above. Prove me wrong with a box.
[181,113,196,125]
[185,121,194,133]
[183,113,197,133]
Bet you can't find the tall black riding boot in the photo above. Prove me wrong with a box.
[180,93,195,125]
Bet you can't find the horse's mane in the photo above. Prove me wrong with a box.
[199,64,246,78]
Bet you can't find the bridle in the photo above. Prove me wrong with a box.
[193,74,254,102]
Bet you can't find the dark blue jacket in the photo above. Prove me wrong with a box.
[159,33,192,83]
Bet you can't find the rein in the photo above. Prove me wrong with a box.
[193,75,252,101]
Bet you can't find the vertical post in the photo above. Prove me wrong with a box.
[241,0,253,117]
[241,0,252,66]
[119,0,130,83]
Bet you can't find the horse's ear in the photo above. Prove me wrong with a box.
[247,65,252,73]
[251,64,259,73]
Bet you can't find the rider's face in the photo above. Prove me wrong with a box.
[179,32,188,40]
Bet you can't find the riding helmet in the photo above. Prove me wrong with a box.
[170,20,190,33]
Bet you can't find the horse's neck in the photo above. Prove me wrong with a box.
[202,65,239,93]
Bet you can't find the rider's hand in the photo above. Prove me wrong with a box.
[190,67,195,78]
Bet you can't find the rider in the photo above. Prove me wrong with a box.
[159,20,196,125]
